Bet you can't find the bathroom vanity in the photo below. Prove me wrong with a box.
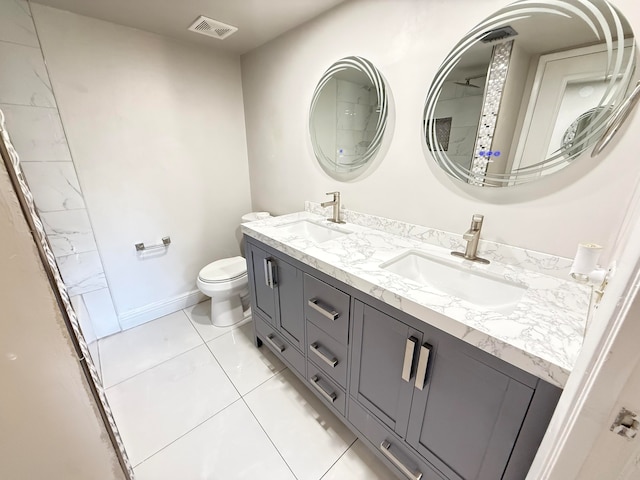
[242,208,590,480]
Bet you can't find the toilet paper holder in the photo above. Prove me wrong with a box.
[570,243,610,304]
[135,236,171,252]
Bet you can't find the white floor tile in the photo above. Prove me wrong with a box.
[134,400,296,480]
[321,440,395,480]
[100,311,202,388]
[244,369,356,480]
[106,345,240,466]
[206,322,285,395]
[184,300,251,342]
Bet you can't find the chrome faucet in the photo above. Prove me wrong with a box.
[451,214,490,264]
[321,191,345,224]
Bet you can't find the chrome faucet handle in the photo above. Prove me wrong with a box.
[325,191,340,198]
[470,214,484,230]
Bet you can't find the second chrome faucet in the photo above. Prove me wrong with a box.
[452,214,490,264]
[321,191,345,224]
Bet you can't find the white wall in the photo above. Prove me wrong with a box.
[241,0,640,259]
[32,5,253,327]
[0,160,125,479]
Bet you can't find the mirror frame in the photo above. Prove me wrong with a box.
[309,56,389,180]
[423,0,636,187]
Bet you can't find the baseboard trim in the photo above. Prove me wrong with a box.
[118,290,206,331]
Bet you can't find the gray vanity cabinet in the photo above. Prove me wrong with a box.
[245,236,561,480]
[246,242,304,351]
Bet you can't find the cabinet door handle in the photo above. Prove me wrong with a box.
[401,337,418,382]
[379,440,423,480]
[308,298,339,321]
[310,375,337,403]
[265,333,285,352]
[263,258,272,288]
[310,342,338,367]
[263,258,277,289]
[414,344,431,391]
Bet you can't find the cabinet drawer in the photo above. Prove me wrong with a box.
[254,314,305,377]
[349,398,446,480]
[307,321,348,388]
[307,362,346,417]
[304,273,350,344]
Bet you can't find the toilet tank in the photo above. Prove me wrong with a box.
[241,212,270,223]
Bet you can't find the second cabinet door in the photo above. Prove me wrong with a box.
[405,336,534,480]
[350,301,422,438]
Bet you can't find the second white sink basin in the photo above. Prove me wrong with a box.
[276,220,350,243]
[381,250,527,313]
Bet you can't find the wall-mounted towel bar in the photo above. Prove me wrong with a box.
[135,236,171,252]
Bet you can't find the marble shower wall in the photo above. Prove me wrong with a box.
[335,78,379,169]
[432,77,486,171]
[0,0,119,343]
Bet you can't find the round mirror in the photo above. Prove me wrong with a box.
[310,56,389,180]
[423,0,637,187]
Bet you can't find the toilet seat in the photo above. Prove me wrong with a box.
[198,256,247,284]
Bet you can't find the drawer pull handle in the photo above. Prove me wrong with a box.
[380,440,423,480]
[310,375,337,403]
[265,333,285,353]
[401,337,418,382]
[414,344,432,391]
[308,298,339,321]
[310,342,338,367]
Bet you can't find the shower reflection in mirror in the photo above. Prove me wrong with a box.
[424,0,637,187]
[309,56,390,181]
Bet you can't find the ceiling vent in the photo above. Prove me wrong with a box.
[188,16,238,40]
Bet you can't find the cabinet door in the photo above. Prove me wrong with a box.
[247,244,276,324]
[350,301,420,438]
[406,336,534,480]
[275,258,304,351]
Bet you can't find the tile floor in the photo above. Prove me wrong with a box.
[98,300,395,479]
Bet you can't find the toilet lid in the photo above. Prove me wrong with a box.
[198,256,247,283]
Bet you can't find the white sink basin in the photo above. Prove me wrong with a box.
[276,220,350,243]
[381,250,527,313]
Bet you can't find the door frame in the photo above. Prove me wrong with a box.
[527,142,640,478]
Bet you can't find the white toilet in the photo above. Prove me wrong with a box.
[196,212,270,327]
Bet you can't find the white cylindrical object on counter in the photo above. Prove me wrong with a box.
[570,243,603,277]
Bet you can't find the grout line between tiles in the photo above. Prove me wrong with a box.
[0,101,57,109]
[201,318,288,398]
[199,328,299,479]
[0,38,42,50]
[131,397,245,469]
[103,341,206,391]
[318,438,358,480]
[240,393,300,480]
[185,307,253,345]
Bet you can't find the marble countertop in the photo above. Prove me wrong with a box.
[242,208,591,388]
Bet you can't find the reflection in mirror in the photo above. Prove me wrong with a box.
[310,56,389,181]
[424,0,637,187]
